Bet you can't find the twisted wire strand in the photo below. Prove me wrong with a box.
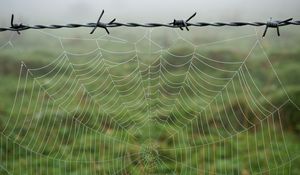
[1,21,300,32]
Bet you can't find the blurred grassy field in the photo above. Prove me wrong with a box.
[0,27,300,175]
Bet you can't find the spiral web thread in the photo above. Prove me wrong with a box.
[0,27,299,174]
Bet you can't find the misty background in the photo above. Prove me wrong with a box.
[1,1,300,174]
[0,0,300,25]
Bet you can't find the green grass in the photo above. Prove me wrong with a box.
[0,29,300,174]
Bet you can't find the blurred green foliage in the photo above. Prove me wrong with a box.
[0,29,299,174]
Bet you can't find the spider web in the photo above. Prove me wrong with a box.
[0,26,299,174]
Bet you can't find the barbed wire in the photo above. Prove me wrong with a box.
[1,10,300,37]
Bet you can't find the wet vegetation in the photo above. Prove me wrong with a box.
[0,29,299,174]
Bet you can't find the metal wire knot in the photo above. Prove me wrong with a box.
[90,10,116,34]
[262,17,293,37]
[10,14,25,35]
[171,12,196,31]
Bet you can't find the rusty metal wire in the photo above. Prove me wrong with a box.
[1,10,299,37]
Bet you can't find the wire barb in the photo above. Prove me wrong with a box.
[10,14,25,35]
[171,12,196,31]
[90,10,116,34]
[262,17,293,37]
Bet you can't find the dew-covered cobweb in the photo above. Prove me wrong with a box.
[0,26,299,175]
